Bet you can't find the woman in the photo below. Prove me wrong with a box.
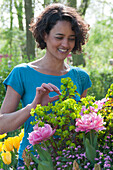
[0,3,92,167]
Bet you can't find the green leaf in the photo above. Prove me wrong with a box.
[85,138,96,163]
[28,166,34,170]
[38,161,54,170]
[34,145,53,166]
[25,165,28,170]
[93,132,98,149]
[28,152,39,164]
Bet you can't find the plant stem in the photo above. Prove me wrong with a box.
[90,131,93,146]
[43,141,49,152]
[49,138,58,156]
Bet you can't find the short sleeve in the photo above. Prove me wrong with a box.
[75,67,92,94]
[3,66,24,97]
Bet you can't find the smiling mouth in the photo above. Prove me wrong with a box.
[58,48,69,53]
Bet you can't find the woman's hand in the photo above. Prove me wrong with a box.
[31,83,61,108]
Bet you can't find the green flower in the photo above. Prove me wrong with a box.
[69,125,75,131]
[30,108,35,116]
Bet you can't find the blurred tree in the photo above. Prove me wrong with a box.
[14,0,27,59]
[43,0,62,7]
[9,0,13,53]
[24,0,35,60]
[67,0,77,9]
[14,0,24,31]
[67,0,90,15]
[79,0,90,16]
[67,0,91,66]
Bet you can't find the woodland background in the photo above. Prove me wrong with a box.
[0,0,113,108]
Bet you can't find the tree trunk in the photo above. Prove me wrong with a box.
[67,0,90,66]
[79,0,90,16]
[24,0,35,61]
[67,0,77,9]
[9,0,13,55]
[14,0,24,31]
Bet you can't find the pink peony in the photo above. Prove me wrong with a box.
[75,112,106,133]
[28,124,56,145]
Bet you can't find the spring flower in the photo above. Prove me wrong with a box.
[79,106,88,116]
[94,98,108,112]
[76,112,106,133]
[13,136,20,151]
[19,129,24,141]
[3,137,14,151]
[0,142,3,152]
[0,133,7,139]
[28,124,56,145]
[1,151,11,165]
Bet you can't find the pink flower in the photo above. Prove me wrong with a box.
[75,112,106,133]
[94,98,108,112]
[79,106,88,116]
[28,124,56,145]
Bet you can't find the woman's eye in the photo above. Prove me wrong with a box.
[69,38,75,41]
[55,37,63,40]
[55,37,75,41]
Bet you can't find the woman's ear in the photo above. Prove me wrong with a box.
[44,33,48,43]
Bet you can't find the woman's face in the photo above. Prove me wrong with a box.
[44,20,75,61]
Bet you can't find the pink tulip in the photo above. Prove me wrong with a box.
[75,112,106,133]
[94,98,109,112]
[28,124,56,145]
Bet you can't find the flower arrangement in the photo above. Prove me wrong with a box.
[0,79,113,170]
[21,78,113,170]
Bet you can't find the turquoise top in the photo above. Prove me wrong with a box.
[3,63,92,160]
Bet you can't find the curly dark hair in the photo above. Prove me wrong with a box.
[29,3,90,54]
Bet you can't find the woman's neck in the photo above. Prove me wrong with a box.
[28,56,70,76]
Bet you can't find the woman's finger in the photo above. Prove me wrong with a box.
[49,95,60,103]
[41,83,54,92]
[36,87,47,96]
[48,83,61,95]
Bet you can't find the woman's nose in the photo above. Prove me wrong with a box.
[61,38,69,48]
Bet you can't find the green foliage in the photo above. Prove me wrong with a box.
[0,57,20,108]
[25,145,54,170]
[0,28,25,57]
[82,66,113,100]
[106,83,113,98]
[80,17,113,100]
[28,77,113,169]
[100,84,113,135]
[85,138,96,163]
[0,77,113,169]
[85,18,113,66]
[0,58,12,108]
[30,78,82,151]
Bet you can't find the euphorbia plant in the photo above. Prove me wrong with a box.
[21,79,112,170]
[30,78,82,153]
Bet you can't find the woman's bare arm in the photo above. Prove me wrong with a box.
[81,89,87,98]
[0,86,31,134]
[0,83,61,134]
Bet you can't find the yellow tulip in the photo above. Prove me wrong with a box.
[1,151,11,165]
[2,144,7,152]
[4,137,14,151]
[0,142,3,152]
[0,133,7,139]
[13,136,20,151]
[19,129,24,141]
